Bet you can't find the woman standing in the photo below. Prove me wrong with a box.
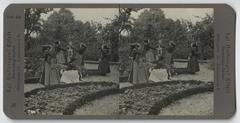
[165,41,176,80]
[156,39,164,61]
[128,43,148,84]
[74,43,87,80]
[143,40,156,75]
[55,41,66,65]
[143,40,155,63]
[187,43,200,74]
[67,41,74,63]
[98,44,111,75]
[40,44,60,86]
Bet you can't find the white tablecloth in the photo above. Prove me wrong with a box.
[149,69,168,82]
[60,70,79,83]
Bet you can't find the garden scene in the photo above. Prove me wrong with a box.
[24,8,214,116]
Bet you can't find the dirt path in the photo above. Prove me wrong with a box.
[120,62,213,88]
[159,92,213,115]
[24,83,44,93]
[74,94,119,115]
[172,62,213,82]
[83,64,119,82]
[24,63,119,92]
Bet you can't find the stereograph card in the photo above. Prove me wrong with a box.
[3,4,236,119]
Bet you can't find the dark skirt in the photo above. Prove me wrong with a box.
[98,58,110,75]
[187,56,200,73]
[73,54,84,67]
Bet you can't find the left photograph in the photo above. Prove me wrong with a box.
[24,8,120,115]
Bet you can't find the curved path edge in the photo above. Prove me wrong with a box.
[148,84,213,115]
[63,88,119,115]
[25,81,118,97]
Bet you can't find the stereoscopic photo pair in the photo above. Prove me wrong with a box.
[3,4,235,119]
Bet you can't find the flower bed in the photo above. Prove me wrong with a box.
[25,80,213,116]
[24,81,118,115]
[119,80,213,115]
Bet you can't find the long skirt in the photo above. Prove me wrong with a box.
[74,54,87,77]
[187,56,200,73]
[43,60,60,86]
[145,50,155,76]
[74,54,84,66]
[56,51,66,64]
[129,58,148,84]
[146,50,155,63]
[98,58,110,75]
[164,52,173,65]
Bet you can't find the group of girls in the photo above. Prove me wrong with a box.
[39,41,111,86]
[128,39,200,84]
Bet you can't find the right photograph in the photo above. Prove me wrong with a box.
[118,8,214,116]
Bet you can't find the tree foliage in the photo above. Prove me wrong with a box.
[25,8,52,50]
[124,8,214,60]
[191,14,214,59]
[39,8,100,60]
[25,8,214,62]
[128,8,190,59]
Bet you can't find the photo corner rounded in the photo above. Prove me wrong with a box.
[216,107,237,119]
[3,4,17,16]
[221,3,236,16]
[3,108,18,119]
[224,108,236,119]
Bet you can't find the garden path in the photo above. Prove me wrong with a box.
[74,94,119,115]
[24,63,119,92]
[159,92,213,115]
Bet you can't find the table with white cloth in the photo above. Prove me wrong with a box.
[60,70,80,83]
[149,68,168,82]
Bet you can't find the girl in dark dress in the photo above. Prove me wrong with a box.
[98,45,111,75]
[187,43,200,74]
